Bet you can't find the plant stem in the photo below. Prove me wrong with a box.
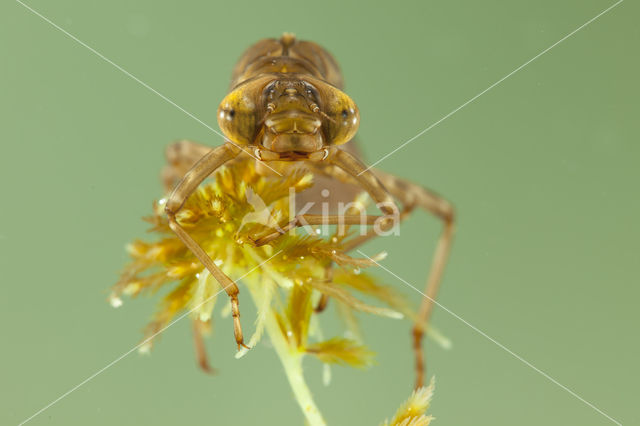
[247,284,326,426]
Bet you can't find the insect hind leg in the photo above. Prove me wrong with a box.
[334,168,454,389]
[374,169,455,390]
[162,139,212,192]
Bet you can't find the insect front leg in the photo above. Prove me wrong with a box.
[252,214,389,246]
[340,204,416,252]
[164,143,251,351]
[252,148,399,246]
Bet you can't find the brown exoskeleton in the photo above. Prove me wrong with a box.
[162,33,454,389]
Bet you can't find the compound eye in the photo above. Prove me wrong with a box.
[217,92,258,145]
[220,107,236,122]
[321,90,359,145]
[217,76,276,145]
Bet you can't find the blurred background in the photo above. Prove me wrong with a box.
[1,0,637,424]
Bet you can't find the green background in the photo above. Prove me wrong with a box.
[1,0,637,425]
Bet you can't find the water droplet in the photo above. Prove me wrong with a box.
[109,296,123,308]
[373,251,388,261]
[138,342,152,354]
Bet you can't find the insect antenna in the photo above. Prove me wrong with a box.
[256,103,275,128]
[319,109,336,124]
[310,102,336,124]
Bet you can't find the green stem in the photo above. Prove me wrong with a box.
[247,284,326,426]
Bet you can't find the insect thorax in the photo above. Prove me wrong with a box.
[230,34,344,90]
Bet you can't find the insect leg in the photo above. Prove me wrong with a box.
[340,204,416,252]
[328,149,455,389]
[374,170,455,390]
[253,148,399,245]
[252,213,385,246]
[314,294,330,313]
[331,152,447,389]
[162,139,213,192]
[329,149,397,215]
[164,143,251,350]
[192,319,215,373]
[314,264,333,313]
